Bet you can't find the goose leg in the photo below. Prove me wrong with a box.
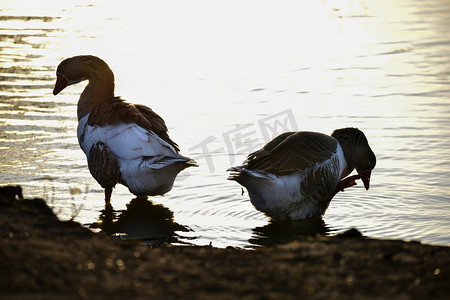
[105,188,112,205]
[102,201,114,235]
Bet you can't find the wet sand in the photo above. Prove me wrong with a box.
[1,186,449,299]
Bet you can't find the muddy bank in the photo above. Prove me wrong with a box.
[0,187,449,299]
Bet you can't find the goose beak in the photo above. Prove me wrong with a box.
[359,171,371,190]
[53,74,68,95]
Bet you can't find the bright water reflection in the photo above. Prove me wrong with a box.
[1,0,449,247]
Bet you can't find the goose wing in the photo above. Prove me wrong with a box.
[79,97,180,161]
[245,131,338,175]
[88,97,179,151]
[134,104,180,152]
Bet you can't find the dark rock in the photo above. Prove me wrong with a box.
[336,228,364,238]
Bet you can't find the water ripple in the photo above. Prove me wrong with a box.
[0,0,449,247]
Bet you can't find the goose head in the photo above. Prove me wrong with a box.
[332,127,376,190]
[354,134,376,190]
[53,55,114,95]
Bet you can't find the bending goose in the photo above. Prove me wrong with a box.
[228,128,376,220]
[53,55,197,204]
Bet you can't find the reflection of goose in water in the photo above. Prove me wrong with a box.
[92,198,190,246]
[250,219,330,247]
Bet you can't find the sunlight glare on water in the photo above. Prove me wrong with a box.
[0,0,449,248]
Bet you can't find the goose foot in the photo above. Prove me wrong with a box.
[337,174,361,192]
[322,174,362,205]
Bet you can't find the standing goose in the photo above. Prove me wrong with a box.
[53,55,197,204]
[228,128,376,220]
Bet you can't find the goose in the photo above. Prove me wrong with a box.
[53,55,197,204]
[228,128,376,220]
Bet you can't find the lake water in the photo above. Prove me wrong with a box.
[1,0,449,248]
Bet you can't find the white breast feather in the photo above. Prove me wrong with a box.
[335,142,347,179]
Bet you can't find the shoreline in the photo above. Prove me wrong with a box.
[1,186,449,299]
